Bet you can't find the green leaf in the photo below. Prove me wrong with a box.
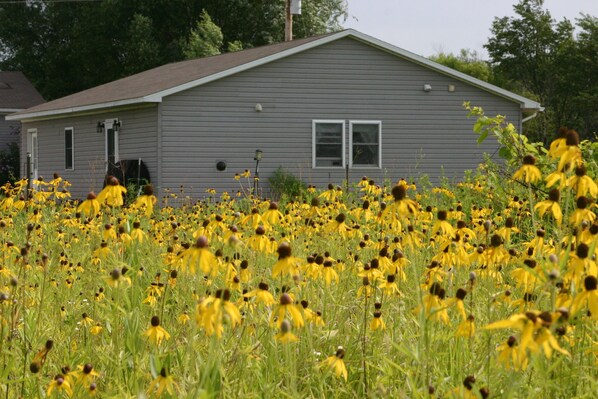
[477,130,489,144]
[498,146,512,159]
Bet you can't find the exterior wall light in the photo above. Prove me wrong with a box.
[254,149,263,194]
[96,121,105,133]
[423,84,432,92]
[448,84,456,92]
[255,103,263,112]
[216,161,227,171]
[113,119,121,132]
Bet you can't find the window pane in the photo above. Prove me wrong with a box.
[352,123,379,166]
[353,144,378,166]
[65,129,73,169]
[352,124,379,144]
[315,122,343,167]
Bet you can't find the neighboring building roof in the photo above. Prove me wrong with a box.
[7,30,541,121]
[0,71,45,112]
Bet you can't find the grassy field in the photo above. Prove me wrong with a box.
[0,129,597,398]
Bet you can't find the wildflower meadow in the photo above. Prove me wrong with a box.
[0,109,597,398]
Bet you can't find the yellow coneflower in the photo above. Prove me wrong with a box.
[320,346,348,381]
[96,176,127,207]
[131,184,157,216]
[431,210,454,237]
[262,201,283,226]
[246,226,275,253]
[147,367,179,397]
[323,213,352,239]
[143,316,171,346]
[449,375,477,399]
[80,313,94,327]
[557,129,582,172]
[272,242,300,278]
[130,222,146,242]
[47,374,73,397]
[270,293,304,328]
[319,184,339,202]
[548,127,568,159]
[74,363,100,386]
[178,236,217,275]
[570,275,598,320]
[534,189,563,226]
[30,340,53,374]
[274,319,299,344]
[455,314,476,338]
[512,155,542,183]
[565,243,596,285]
[384,184,418,219]
[414,282,449,324]
[90,324,103,335]
[445,288,467,320]
[321,260,339,286]
[77,192,100,217]
[497,335,528,371]
[244,282,276,306]
[569,196,596,226]
[567,164,598,198]
[370,303,386,331]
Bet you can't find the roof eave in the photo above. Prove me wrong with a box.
[0,108,23,114]
[6,97,160,121]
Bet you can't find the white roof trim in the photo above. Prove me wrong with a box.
[6,96,159,121]
[9,29,541,121]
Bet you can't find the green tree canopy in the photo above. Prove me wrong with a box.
[429,49,493,82]
[0,0,348,100]
[485,0,597,141]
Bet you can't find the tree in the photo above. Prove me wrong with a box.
[0,0,348,100]
[429,49,493,82]
[183,10,223,59]
[484,0,583,142]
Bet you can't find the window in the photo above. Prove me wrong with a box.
[350,121,381,168]
[64,127,74,170]
[313,120,345,168]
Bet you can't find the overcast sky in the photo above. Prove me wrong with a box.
[343,0,598,58]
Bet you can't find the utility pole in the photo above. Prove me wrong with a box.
[284,0,292,41]
[285,0,302,42]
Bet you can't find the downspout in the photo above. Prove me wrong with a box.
[519,106,544,135]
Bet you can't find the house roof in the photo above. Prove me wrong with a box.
[7,30,541,121]
[0,71,45,113]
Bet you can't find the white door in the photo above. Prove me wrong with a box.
[104,119,119,171]
[27,129,38,181]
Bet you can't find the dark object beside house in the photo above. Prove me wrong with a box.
[106,159,150,190]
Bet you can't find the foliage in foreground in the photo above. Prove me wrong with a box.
[0,116,597,398]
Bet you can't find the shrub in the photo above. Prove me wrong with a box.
[0,141,20,184]
[268,167,306,199]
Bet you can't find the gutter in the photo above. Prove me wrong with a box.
[521,107,544,123]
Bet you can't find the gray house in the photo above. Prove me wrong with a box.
[7,30,540,200]
[0,72,44,151]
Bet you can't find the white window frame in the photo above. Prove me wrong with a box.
[349,120,382,169]
[64,127,74,170]
[104,119,119,171]
[312,120,345,169]
[27,128,38,181]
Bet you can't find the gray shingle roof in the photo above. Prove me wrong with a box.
[8,30,541,120]
[9,34,331,119]
[0,71,45,110]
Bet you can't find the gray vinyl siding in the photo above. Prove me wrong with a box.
[20,106,158,199]
[160,37,520,198]
[0,115,20,151]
